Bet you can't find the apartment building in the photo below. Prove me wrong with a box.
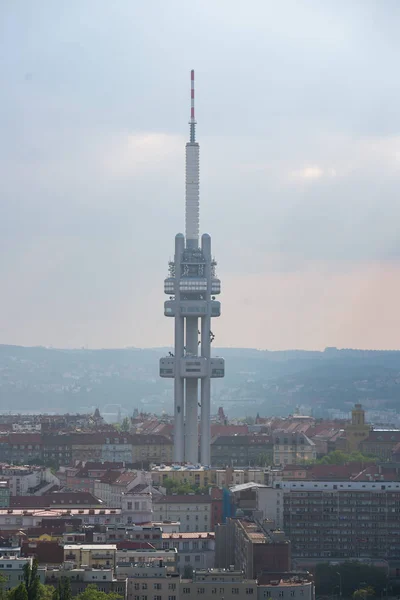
[215,518,291,579]
[63,544,117,569]
[180,568,257,600]
[151,466,212,488]
[267,480,400,564]
[0,466,59,496]
[273,433,316,466]
[132,435,173,465]
[211,435,273,467]
[118,563,179,600]
[106,524,163,547]
[154,495,211,532]
[0,556,46,591]
[46,566,126,597]
[257,573,315,600]
[162,532,215,573]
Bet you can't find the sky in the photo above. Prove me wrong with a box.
[1,0,400,351]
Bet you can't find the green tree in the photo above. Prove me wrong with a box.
[315,562,386,596]
[8,584,28,600]
[38,586,54,600]
[255,452,273,467]
[353,587,375,600]
[75,584,122,600]
[23,559,40,600]
[120,417,130,432]
[317,450,377,465]
[52,578,71,600]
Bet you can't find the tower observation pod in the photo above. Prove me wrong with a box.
[159,71,225,466]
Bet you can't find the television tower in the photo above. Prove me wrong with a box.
[160,70,224,466]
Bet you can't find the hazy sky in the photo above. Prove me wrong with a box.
[2,0,400,350]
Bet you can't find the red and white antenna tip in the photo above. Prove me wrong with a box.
[190,70,195,121]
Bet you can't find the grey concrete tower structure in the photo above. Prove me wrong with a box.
[160,71,224,466]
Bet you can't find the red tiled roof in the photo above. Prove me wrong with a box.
[21,540,64,564]
[116,540,155,550]
[363,431,400,443]
[11,492,102,508]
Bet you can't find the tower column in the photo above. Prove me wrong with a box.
[200,233,212,466]
[173,234,185,463]
[185,316,199,464]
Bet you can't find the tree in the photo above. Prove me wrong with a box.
[52,578,71,600]
[316,450,377,465]
[38,586,54,600]
[23,559,40,600]
[75,584,122,600]
[353,587,375,600]
[120,417,130,432]
[315,562,386,597]
[8,584,28,600]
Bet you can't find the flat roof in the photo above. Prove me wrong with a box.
[64,544,116,551]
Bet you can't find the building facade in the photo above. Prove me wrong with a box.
[154,495,211,532]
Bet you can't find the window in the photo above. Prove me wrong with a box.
[142,584,148,590]
[185,556,190,562]
[197,589,205,595]
[127,502,132,510]
[278,593,284,598]
[195,555,200,562]
[153,596,162,600]
[135,584,140,590]
[183,589,191,595]
[246,589,254,595]
[153,584,162,590]
[232,589,239,595]
[168,597,176,600]
[168,584,176,591]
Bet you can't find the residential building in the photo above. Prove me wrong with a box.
[46,566,126,597]
[263,480,400,566]
[0,508,123,530]
[180,568,257,600]
[162,532,215,573]
[116,548,178,573]
[215,519,291,579]
[257,572,315,600]
[42,433,72,466]
[211,435,273,467]
[273,433,316,466]
[0,466,59,496]
[132,435,173,465]
[0,482,9,508]
[360,430,400,460]
[63,544,117,569]
[94,470,153,507]
[0,434,43,464]
[0,556,46,591]
[122,492,153,524]
[117,562,179,600]
[106,524,163,547]
[154,495,211,532]
[151,466,212,488]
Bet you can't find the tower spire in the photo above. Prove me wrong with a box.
[190,69,196,143]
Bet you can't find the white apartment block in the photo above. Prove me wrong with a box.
[154,496,211,533]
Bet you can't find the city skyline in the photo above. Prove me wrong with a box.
[2,1,400,351]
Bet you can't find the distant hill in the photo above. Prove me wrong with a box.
[0,344,400,417]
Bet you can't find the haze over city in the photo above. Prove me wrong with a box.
[2,0,400,350]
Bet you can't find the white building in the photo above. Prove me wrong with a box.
[257,575,315,600]
[154,495,211,532]
[0,556,46,591]
[162,532,215,573]
[0,466,59,496]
